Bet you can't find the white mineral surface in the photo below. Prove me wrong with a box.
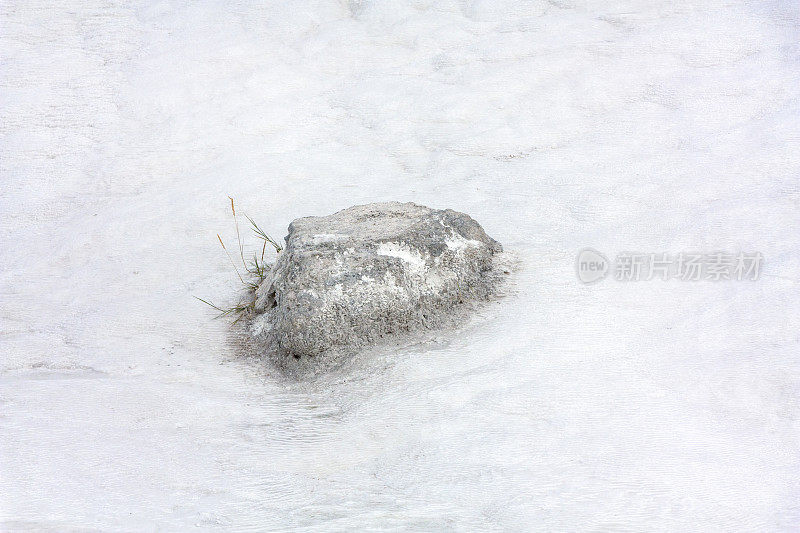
[1,1,798,530]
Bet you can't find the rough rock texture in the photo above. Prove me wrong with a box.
[251,202,503,359]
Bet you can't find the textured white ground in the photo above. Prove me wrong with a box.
[2,1,799,530]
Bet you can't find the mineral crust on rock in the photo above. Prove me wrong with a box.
[251,202,503,359]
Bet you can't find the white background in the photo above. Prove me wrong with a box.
[1,0,799,530]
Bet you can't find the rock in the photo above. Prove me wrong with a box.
[250,202,504,360]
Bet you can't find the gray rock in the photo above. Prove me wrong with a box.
[250,202,503,360]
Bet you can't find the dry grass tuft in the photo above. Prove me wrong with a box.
[195,198,282,323]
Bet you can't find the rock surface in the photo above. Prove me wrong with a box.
[251,202,504,360]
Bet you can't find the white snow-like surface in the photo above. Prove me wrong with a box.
[376,242,426,267]
[2,0,799,530]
